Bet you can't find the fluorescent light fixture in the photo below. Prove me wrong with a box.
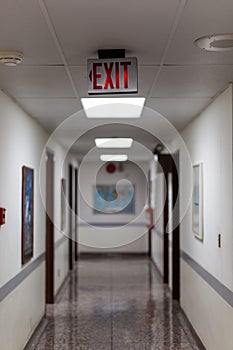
[81,97,145,118]
[95,138,133,148]
[100,154,128,162]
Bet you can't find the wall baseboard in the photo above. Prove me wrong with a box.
[55,273,70,303]
[150,257,163,280]
[0,253,45,303]
[181,250,233,307]
[23,317,48,350]
[79,252,148,259]
[174,301,206,350]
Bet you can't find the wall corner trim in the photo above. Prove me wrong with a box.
[181,251,233,307]
[0,253,45,303]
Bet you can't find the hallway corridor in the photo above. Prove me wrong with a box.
[28,257,204,350]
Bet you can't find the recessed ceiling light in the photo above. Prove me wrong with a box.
[195,34,233,52]
[100,154,128,162]
[95,138,133,148]
[0,51,23,66]
[81,97,145,118]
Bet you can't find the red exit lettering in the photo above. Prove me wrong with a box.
[93,63,102,90]
[104,62,114,89]
[91,61,131,90]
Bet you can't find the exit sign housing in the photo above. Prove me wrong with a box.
[87,57,138,95]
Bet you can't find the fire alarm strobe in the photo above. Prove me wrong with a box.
[0,208,6,226]
[106,163,116,174]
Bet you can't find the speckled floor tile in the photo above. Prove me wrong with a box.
[113,343,194,350]
[28,257,204,350]
[36,342,111,350]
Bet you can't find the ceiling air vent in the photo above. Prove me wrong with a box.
[0,51,23,66]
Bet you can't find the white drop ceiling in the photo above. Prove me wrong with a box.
[0,0,233,160]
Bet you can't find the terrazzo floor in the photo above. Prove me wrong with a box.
[28,256,205,350]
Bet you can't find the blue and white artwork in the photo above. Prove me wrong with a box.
[22,166,34,264]
[192,163,203,240]
[93,184,135,214]
[193,166,199,232]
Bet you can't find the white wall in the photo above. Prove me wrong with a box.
[78,160,150,253]
[0,91,71,350]
[151,85,233,350]
[178,85,233,350]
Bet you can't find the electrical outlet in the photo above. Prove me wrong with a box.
[218,234,221,248]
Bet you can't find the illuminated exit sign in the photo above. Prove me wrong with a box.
[87,57,138,94]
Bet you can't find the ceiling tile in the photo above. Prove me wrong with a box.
[69,66,87,97]
[150,65,233,98]
[0,0,62,65]
[0,66,75,98]
[45,0,180,65]
[146,97,212,130]
[17,98,81,131]
[166,0,233,65]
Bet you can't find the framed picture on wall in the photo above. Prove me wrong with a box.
[93,184,135,214]
[192,163,203,240]
[22,166,34,265]
[61,178,66,231]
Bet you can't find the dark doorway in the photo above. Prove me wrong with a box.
[148,169,152,257]
[74,167,78,261]
[157,153,180,300]
[69,164,74,270]
[158,154,172,284]
[69,165,79,266]
[46,151,54,304]
[171,152,180,301]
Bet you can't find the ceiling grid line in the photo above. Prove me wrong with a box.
[38,0,80,100]
[147,0,189,100]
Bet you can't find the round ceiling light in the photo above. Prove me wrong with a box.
[195,34,233,52]
[0,51,23,66]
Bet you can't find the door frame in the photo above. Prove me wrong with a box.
[157,153,180,299]
[74,167,78,261]
[158,154,172,284]
[148,169,152,257]
[69,164,73,270]
[171,151,180,300]
[46,150,54,304]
